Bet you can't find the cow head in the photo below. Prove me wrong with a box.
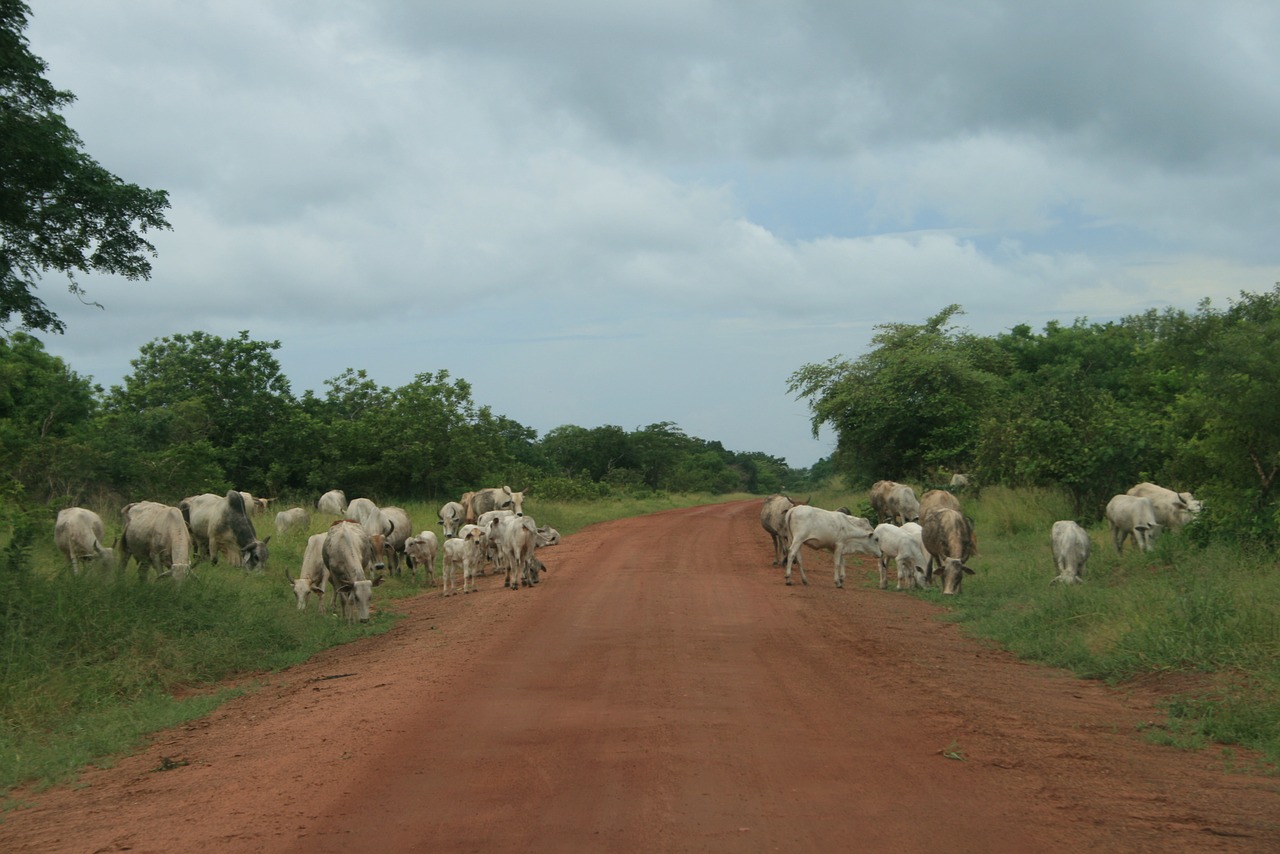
[941,558,975,595]
[284,568,324,610]
[241,536,271,571]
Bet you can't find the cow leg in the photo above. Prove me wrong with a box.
[878,556,889,590]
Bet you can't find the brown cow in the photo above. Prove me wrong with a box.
[921,508,976,595]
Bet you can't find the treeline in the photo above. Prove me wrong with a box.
[790,287,1280,544]
[0,330,808,507]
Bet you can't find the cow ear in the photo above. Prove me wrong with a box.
[962,564,976,575]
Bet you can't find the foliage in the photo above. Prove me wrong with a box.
[1,0,170,333]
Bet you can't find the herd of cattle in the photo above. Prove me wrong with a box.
[760,479,1202,594]
[51,485,561,623]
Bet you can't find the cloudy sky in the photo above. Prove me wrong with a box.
[22,1,1280,466]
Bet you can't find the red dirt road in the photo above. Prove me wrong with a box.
[3,500,1278,852]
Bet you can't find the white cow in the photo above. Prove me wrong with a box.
[284,533,328,612]
[782,505,881,588]
[486,512,539,590]
[405,531,439,586]
[318,489,348,516]
[238,492,273,515]
[181,490,270,569]
[1106,494,1158,553]
[468,486,526,522]
[274,507,310,535]
[438,501,466,538]
[871,522,927,590]
[54,507,115,574]
[322,520,385,623]
[457,523,487,594]
[535,525,561,547]
[119,501,191,581]
[441,537,466,596]
[1050,520,1091,584]
[1126,482,1199,532]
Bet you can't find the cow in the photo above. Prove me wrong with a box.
[760,494,800,565]
[318,489,348,516]
[438,501,466,538]
[181,490,271,570]
[486,512,539,590]
[1050,520,1090,584]
[274,507,310,535]
[345,497,394,560]
[381,506,413,575]
[457,523,487,594]
[238,492,273,515]
[1126,482,1199,532]
[949,473,971,489]
[284,533,328,612]
[869,481,920,525]
[468,486,527,522]
[781,505,881,588]
[119,501,191,581]
[918,489,961,521]
[871,522,927,591]
[921,508,976,595]
[440,536,467,596]
[322,520,385,623]
[1106,494,1158,553]
[54,507,115,574]
[535,525,561,547]
[404,531,439,586]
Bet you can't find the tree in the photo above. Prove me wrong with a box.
[788,305,1004,485]
[1,1,170,332]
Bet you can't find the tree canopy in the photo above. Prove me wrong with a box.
[1,0,170,332]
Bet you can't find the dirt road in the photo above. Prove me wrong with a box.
[3,500,1277,852]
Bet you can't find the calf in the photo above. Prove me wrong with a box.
[871,522,927,590]
[54,507,115,574]
[405,531,439,586]
[284,533,328,611]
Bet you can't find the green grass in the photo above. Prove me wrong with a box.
[0,491,736,795]
[818,481,1280,769]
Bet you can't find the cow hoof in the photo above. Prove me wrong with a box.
[785,579,793,586]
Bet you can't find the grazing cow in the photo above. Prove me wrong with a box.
[284,533,328,612]
[322,520,385,623]
[405,531,439,586]
[54,507,115,574]
[1126,482,1199,532]
[381,506,413,576]
[871,522,928,591]
[345,497,394,559]
[274,507,310,535]
[181,490,271,570]
[869,481,921,525]
[782,505,881,588]
[441,537,466,596]
[1050,521,1090,584]
[918,489,961,522]
[760,494,800,565]
[457,523,487,594]
[1106,494,1158,553]
[949,473,971,489]
[119,501,192,581]
[438,501,466,538]
[921,508,976,595]
[318,489,348,516]
[468,486,526,522]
